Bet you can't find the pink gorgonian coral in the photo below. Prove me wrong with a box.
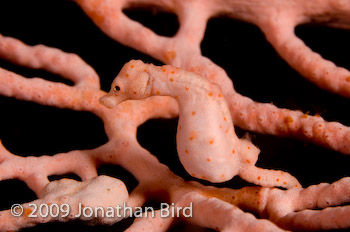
[1,0,350,231]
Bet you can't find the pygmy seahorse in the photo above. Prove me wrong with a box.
[100,60,301,188]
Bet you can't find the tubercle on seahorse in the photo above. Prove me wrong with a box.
[100,60,301,189]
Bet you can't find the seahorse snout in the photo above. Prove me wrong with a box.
[100,93,120,108]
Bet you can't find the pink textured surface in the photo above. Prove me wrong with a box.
[1,0,350,231]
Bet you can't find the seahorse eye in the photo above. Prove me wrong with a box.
[114,85,121,92]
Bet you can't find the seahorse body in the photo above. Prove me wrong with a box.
[101,60,301,188]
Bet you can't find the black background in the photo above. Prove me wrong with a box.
[0,0,350,231]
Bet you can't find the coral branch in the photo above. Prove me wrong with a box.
[0,34,100,89]
[228,94,350,154]
[0,142,98,195]
[261,21,350,97]
[277,206,350,231]
[125,211,174,232]
[178,192,286,232]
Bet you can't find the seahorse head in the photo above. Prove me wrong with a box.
[100,60,152,108]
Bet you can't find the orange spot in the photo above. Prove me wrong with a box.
[189,131,198,141]
[83,2,106,24]
[179,125,182,130]
[246,159,251,164]
[130,65,134,68]
[276,178,280,182]
[283,182,287,185]
[232,149,235,154]
[206,158,211,162]
[295,184,299,188]
[219,125,222,129]
[192,111,196,116]
[185,87,189,91]
[185,149,189,154]
[218,94,222,98]
[163,50,176,62]
[346,76,350,82]
[208,73,216,80]
[171,71,175,74]
[315,113,321,118]
[192,173,196,177]
[174,95,178,99]
[202,176,206,179]
[25,208,32,216]
[284,116,293,124]
[248,146,251,150]
[162,68,166,72]
[224,117,227,121]
[301,114,308,119]
[125,73,129,77]
[133,91,137,94]
[156,90,160,95]
[220,174,225,178]
[257,176,261,180]
[208,92,213,96]
[209,139,214,144]
[225,129,229,134]
[144,69,148,72]
[170,78,174,82]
